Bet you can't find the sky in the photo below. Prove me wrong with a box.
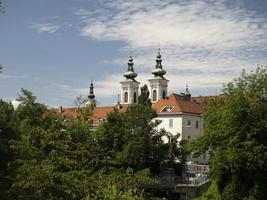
[0,0,267,107]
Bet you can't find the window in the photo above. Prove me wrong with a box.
[152,90,157,101]
[161,106,174,112]
[133,92,137,103]
[187,120,191,127]
[162,90,166,99]
[124,91,128,103]
[196,120,199,128]
[169,119,173,128]
[188,136,191,139]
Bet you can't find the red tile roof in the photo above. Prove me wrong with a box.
[58,107,77,117]
[92,106,127,126]
[56,105,127,126]
[153,94,204,115]
[56,94,219,126]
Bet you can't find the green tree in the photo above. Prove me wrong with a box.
[193,67,267,200]
[0,100,16,198]
[95,85,169,174]
[8,89,96,199]
[7,89,157,200]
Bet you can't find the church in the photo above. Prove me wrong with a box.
[59,49,216,163]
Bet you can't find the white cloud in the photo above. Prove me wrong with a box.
[79,0,267,50]
[31,23,61,34]
[74,0,267,100]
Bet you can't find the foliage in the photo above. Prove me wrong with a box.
[0,88,165,199]
[193,67,267,200]
[193,182,220,200]
[95,85,169,174]
[86,168,156,200]
[0,100,16,198]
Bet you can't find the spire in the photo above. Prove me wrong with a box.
[184,83,191,96]
[123,46,137,80]
[152,46,166,77]
[88,80,95,100]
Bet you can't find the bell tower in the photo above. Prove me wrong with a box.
[148,48,169,103]
[120,53,140,105]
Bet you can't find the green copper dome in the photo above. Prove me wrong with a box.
[152,49,166,77]
[124,56,137,80]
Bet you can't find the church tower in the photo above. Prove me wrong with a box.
[85,80,96,107]
[148,48,169,103]
[120,55,140,105]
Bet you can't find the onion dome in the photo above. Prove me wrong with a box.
[152,48,166,77]
[123,56,137,80]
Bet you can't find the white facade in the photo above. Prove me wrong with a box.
[148,77,169,103]
[120,80,140,105]
[155,114,203,142]
[155,113,208,164]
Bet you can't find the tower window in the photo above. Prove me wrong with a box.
[152,90,157,101]
[124,92,128,103]
[133,92,137,103]
[162,90,166,99]
[196,120,199,128]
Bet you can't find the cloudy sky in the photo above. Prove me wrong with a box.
[0,0,267,107]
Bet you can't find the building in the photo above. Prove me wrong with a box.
[58,48,213,164]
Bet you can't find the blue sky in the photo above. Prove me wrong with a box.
[0,0,267,107]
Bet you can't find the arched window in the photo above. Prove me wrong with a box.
[124,92,128,103]
[162,90,166,99]
[133,92,137,103]
[152,90,157,101]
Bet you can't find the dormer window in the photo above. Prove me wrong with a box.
[161,106,174,112]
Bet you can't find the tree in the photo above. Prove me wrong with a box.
[94,85,169,174]
[193,67,267,200]
[8,89,96,199]
[6,89,158,200]
[0,100,16,199]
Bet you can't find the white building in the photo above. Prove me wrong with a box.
[152,93,204,142]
